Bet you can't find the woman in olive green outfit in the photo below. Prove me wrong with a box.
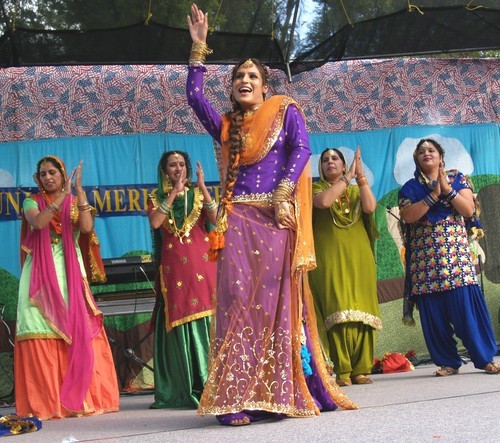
[148,151,217,408]
[309,147,382,386]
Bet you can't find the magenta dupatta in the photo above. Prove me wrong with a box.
[23,195,103,412]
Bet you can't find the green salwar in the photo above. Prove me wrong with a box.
[150,295,211,409]
[309,184,382,380]
[329,323,375,379]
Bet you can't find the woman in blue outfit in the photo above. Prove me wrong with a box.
[399,138,499,376]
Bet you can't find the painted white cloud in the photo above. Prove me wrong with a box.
[394,134,473,186]
[311,146,375,186]
[0,169,14,187]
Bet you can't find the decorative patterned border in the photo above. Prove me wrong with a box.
[0,58,498,142]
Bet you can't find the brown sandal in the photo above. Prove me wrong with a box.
[434,366,459,376]
[336,377,352,387]
[483,362,500,374]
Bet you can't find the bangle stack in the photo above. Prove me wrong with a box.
[158,200,173,215]
[441,188,458,202]
[356,174,368,187]
[339,175,350,186]
[189,41,213,66]
[423,193,438,207]
[203,199,217,212]
[46,201,60,214]
[78,201,92,212]
[272,179,294,205]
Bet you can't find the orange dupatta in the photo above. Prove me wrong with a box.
[214,94,315,276]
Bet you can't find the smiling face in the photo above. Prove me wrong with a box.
[38,159,65,195]
[164,153,187,183]
[320,149,345,183]
[415,140,443,174]
[231,60,269,112]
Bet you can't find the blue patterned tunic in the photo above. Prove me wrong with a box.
[399,170,477,297]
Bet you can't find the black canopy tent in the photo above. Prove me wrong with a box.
[0,1,499,79]
[290,4,500,75]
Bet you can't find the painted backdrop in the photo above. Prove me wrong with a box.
[0,59,498,371]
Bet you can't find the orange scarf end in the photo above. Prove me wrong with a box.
[208,230,225,262]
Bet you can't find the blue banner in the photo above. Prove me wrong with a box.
[1,123,499,279]
[0,183,222,221]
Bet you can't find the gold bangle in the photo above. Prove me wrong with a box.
[189,42,213,64]
[272,179,295,204]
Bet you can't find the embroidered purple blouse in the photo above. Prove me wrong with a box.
[186,65,311,200]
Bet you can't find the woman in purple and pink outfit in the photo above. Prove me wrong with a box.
[185,4,356,426]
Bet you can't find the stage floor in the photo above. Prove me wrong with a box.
[1,356,499,442]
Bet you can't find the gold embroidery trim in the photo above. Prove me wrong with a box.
[325,309,383,331]
[16,332,62,340]
[253,96,301,164]
[231,192,274,205]
[167,309,216,333]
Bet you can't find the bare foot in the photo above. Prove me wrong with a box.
[351,374,373,384]
[483,362,500,374]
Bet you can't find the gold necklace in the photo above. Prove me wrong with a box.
[334,189,351,214]
[165,188,204,244]
[329,189,362,229]
[243,104,261,118]
[241,109,260,150]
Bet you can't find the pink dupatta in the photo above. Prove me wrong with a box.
[23,194,103,412]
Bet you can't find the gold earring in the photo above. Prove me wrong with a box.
[162,174,173,194]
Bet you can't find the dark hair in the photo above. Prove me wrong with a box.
[416,139,445,158]
[37,156,65,175]
[320,148,346,166]
[159,150,192,182]
[221,59,270,206]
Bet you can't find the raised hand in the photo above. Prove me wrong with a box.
[187,3,208,44]
[346,153,357,181]
[354,146,363,177]
[64,165,78,196]
[74,160,84,189]
[196,161,207,189]
[173,167,188,194]
[437,161,450,195]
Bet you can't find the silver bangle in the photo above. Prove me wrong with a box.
[203,200,217,212]
[158,200,172,215]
